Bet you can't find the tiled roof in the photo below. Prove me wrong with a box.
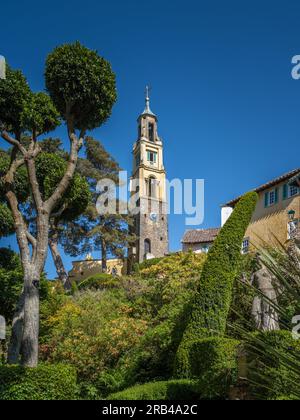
[223,168,300,207]
[289,173,300,187]
[182,228,220,244]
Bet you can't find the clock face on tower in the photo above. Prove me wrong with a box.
[150,213,158,222]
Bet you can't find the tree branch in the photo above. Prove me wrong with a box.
[44,119,85,213]
[25,153,43,212]
[6,191,31,265]
[0,129,27,155]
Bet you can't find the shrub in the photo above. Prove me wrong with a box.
[78,273,119,291]
[138,258,164,271]
[0,363,78,400]
[245,330,300,400]
[177,337,240,399]
[175,192,258,377]
[108,379,201,401]
[40,290,148,391]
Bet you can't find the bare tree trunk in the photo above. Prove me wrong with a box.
[49,235,72,290]
[21,268,40,367]
[101,239,108,273]
[7,290,25,364]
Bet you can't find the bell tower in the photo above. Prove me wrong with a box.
[130,87,169,263]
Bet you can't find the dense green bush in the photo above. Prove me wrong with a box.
[108,379,200,401]
[138,257,164,271]
[0,364,78,400]
[245,330,300,400]
[177,337,240,399]
[78,273,119,291]
[175,192,258,377]
[109,338,239,401]
[40,289,148,393]
[39,254,207,397]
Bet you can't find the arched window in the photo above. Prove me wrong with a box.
[148,122,154,142]
[144,239,151,255]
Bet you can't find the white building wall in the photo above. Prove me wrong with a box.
[221,206,233,227]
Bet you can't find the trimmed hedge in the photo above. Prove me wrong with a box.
[108,379,201,400]
[245,330,300,401]
[175,192,258,377]
[108,338,240,401]
[0,364,79,400]
[178,337,240,399]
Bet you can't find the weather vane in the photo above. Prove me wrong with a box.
[145,85,152,100]
[0,55,6,79]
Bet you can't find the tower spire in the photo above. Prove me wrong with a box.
[145,85,150,112]
[141,85,156,117]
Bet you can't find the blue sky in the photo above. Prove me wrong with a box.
[1,0,300,278]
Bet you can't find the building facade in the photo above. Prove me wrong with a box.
[68,256,127,283]
[222,169,300,252]
[182,228,220,253]
[129,88,169,263]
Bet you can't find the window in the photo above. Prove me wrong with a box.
[148,123,154,142]
[147,151,157,165]
[135,154,140,167]
[289,185,299,198]
[283,184,299,200]
[288,219,299,240]
[265,188,278,207]
[202,244,210,254]
[144,239,151,255]
[242,238,250,254]
[269,190,276,205]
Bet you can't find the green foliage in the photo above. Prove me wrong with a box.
[109,338,239,401]
[21,92,60,135]
[97,254,207,392]
[0,363,78,400]
[227,253,257,338]
[40,254,207,397]
[175,337,240,399]
[0,248,50,324]
[138,257,164,271]
[108,379,201,401]
[0,203,15,237]
[0,150,29,202]
[45,42,117,130]
[0,65,31,134]
[78,273,119,291]
[245,330,300,400]
[39,289,148,393]
[35,152,91,219]
[174,192,258,377]
[0,248,23,321]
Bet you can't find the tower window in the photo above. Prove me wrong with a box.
[148,177,157,198]
[148,123,154,142]
[147,151,157,165]
[144,239,151,255]
[135,154,140,167]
